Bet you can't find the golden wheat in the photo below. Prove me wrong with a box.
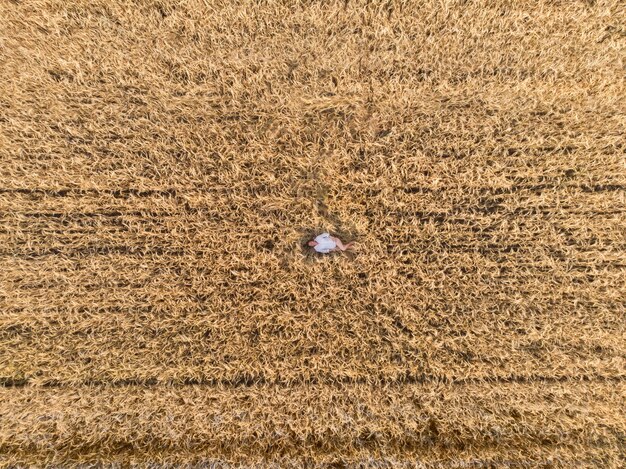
[1,0,625,467]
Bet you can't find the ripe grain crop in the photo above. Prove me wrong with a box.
[0,0,625,467]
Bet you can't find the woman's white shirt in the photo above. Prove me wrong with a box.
[313,233,336,253]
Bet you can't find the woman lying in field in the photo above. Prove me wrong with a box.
[307,233,354,254]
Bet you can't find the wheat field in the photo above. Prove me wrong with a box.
[1,0,625,467]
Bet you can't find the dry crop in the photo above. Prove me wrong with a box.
[0,0,625,467]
